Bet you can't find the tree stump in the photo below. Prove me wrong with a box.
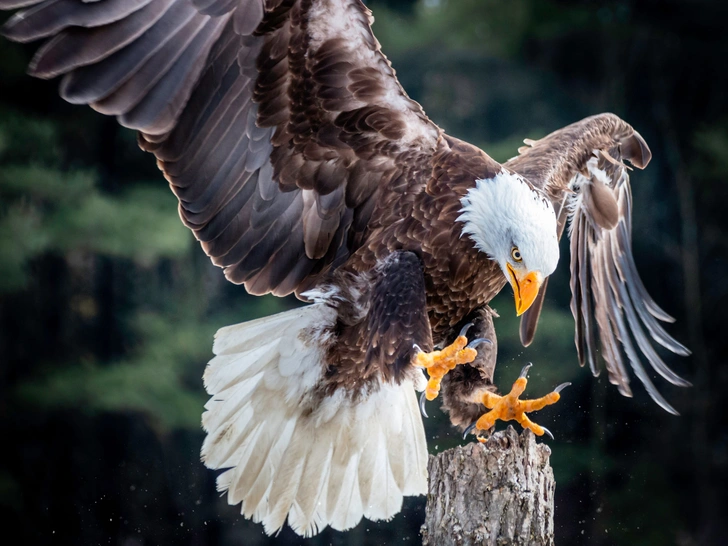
[421,426,555,546]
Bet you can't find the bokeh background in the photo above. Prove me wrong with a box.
[1,0,727,544]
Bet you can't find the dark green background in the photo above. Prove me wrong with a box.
[1,0,726,544]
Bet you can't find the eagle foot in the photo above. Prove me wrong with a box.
[464,363,571,440]
[414,323,491,412]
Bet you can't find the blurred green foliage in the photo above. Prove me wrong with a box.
[16,311,210,430]
[0,111,190,293]
[372,0,592,56]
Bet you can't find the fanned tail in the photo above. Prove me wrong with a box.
[201,304,428,537]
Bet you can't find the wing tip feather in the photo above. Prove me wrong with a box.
[620,131,652,169]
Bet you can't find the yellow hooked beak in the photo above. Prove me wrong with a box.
[506,264,543,316]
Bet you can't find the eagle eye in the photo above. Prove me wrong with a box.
[511,247,522,262]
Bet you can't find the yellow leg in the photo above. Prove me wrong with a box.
[416,324,492,418]
[415,335,478,401]
[480,390,502,409]
[466,364,570,440]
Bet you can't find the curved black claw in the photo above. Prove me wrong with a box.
[541,426,554,440]
[458,322,474,339]
[419,390,429,418]
[466,338,491,350]
[413,343,423,354]
[554,382,572,394]
[519,362,533,379]
[463,421,477,439]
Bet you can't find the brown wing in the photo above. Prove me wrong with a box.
[1,0,440,296]
[505,113,690,414]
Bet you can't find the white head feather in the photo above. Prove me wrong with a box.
[457,169,560,279]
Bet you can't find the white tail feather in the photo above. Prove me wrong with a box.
[201,304,428,537]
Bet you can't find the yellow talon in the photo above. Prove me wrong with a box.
[415,335,478,401]
[469,363,570,439]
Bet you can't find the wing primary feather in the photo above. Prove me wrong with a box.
[28,0,175,79]
[1,0,154,43]
[616,175,677,323]
[614,235,690,354]
[569,210,587,368]
[141,26,244,159]
[59,2,200,104]
[194,0,238,17]
[609,257,691,387]
[612,177,688,353]
[580,218,599,376]
[608,280,680,415]
[119,14,228,134]
[591,240,629,393]
[171,82,252,196]
[596,244,633,396]
[0,1,45,10]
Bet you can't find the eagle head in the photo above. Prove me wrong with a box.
[457,169,559,316]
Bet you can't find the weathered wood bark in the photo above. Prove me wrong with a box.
[421,427,555,546]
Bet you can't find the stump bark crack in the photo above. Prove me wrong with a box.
[421,427,555,546]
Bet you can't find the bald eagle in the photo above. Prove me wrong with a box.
[1,0,690,537]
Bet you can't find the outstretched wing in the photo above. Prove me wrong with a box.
[505,113,690,413]
[1,0,440,296]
